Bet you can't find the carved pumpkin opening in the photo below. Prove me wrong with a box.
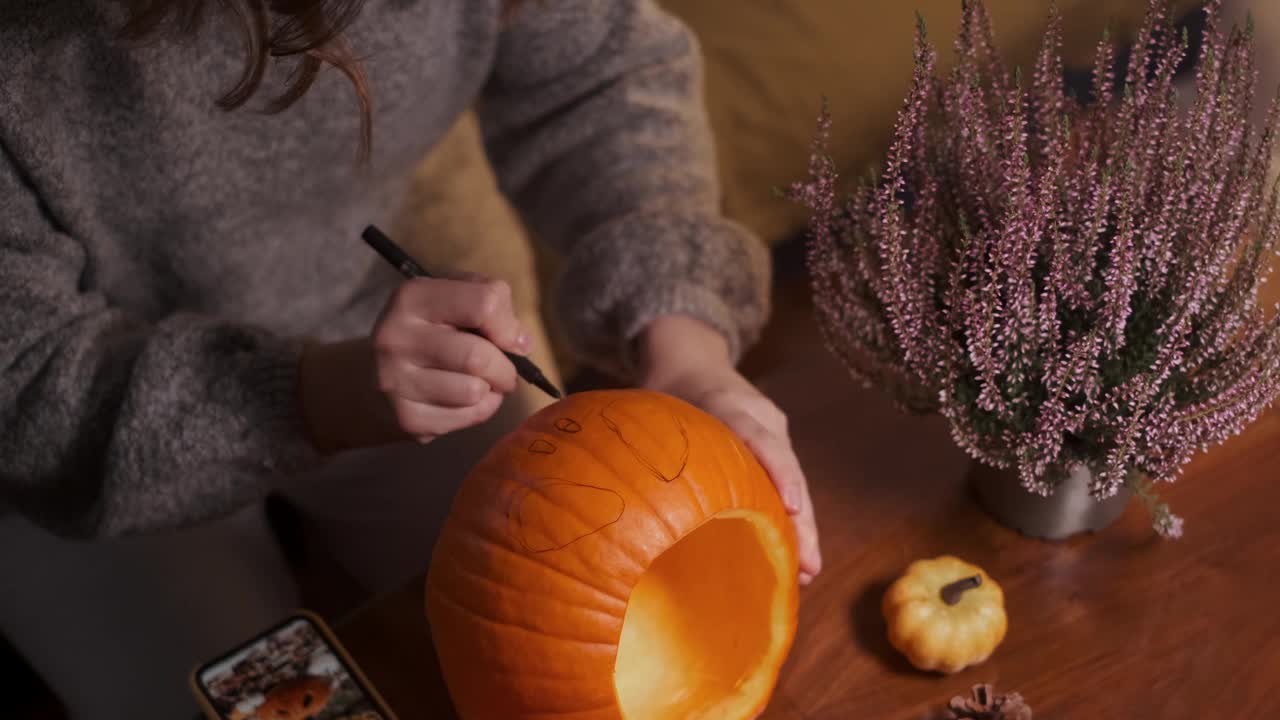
[614,511,792,719]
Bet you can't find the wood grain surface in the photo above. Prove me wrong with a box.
[336,276,1280,718]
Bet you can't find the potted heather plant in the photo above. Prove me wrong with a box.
[788,0,1280,540]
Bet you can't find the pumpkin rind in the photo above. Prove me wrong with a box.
[251,676,334,720]
[426,389,800,719]
[882,555,1007,674]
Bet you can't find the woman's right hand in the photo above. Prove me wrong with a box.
[300,276,530,454]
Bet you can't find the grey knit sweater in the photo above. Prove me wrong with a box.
[0,0,770,538]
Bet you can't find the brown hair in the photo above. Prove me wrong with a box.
[122,0,525,160]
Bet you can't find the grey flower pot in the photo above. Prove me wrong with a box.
[969,462,1133,540]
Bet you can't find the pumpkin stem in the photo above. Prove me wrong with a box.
[940,575,982,605]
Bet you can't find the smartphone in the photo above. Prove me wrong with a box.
[190,610,396,720]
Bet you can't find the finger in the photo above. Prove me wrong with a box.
[386,325,519,394]
[391,391,504,438]
[393,277,531,355]
[776,451,821,581]
[727,412,822,580]
[792,485,823,582]
[434,330,519,394]
[746,396,790,442]
[378,361,490,408]
[731,413,805,515]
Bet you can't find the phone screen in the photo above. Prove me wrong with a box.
[192,613,391,720]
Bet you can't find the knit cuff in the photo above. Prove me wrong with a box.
[239,337,322,478]
[93,325,324,538]
[553,209,771,380]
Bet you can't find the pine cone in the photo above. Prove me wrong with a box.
[947,684,1033,719]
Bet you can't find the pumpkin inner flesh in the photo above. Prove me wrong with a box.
[614,513,789,719]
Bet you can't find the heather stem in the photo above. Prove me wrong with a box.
[1127,474,1185,539]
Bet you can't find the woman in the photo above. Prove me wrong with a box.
[0,0,821,715]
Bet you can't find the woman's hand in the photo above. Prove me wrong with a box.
[300,277,530,454]
[636,315,823,585]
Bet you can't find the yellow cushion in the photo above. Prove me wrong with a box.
[659,0,1200,245]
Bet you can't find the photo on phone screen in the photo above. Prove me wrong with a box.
[192,613,389,720]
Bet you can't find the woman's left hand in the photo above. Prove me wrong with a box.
[636,315,823,585]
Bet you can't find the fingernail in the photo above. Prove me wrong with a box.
[784,489,802,514]
[516,332,532,353]
[799,572,813,586]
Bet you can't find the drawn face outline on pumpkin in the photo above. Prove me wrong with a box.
[508,478,627,553]
[553,417,582,433]
[528,438,556,454]
[599,400,689,484]
[507,394,694,555]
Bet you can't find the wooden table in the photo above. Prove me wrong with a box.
[336,279,1280,718]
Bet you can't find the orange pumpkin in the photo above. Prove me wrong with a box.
[249,675,333,720]
[426,389,800,720]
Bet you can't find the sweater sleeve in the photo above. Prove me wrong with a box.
[476,0,771,377]
[0,149,319,539]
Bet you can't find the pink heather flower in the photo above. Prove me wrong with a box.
[1156,512,1186,540]
[787,0,1280,538]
